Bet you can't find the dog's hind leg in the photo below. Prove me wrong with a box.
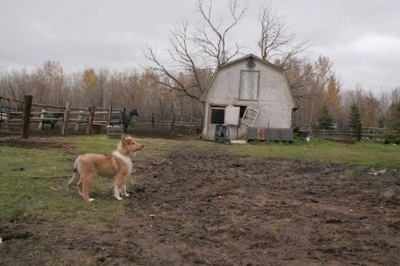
[79,174,95,202]
[67,169,80,192]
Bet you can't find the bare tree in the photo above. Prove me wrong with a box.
[97,68,109,108]
[144,22,204,101]
[258,2,309,68]
[32,60,64,104]
[0,69,33,102]
[194,0,246,66]
[257,1,314,115]
[144,0,246,102]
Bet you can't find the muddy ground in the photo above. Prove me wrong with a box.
[0,136,399,265]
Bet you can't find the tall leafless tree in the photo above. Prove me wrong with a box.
[257,1,314,113]
[194,0,246,66]
[258,2,309,68]
[144,0,246,102]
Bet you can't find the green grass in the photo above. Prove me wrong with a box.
[0,140,126,226]
[184,137,399,168]
[226,138,400,168]
[0,135,398,225]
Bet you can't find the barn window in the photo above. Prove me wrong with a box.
[211,107,225,124]
[239,70,260,101]
[246,58,256,69]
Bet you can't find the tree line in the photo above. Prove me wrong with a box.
[0,0,399,134]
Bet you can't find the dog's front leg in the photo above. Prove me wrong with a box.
[113,184,123,200]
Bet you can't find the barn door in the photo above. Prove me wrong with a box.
[225,105,240,126]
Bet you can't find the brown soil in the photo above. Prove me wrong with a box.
[0,137,399,265]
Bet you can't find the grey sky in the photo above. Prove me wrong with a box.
[0,0,399,93]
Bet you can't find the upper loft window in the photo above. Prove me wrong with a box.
[246,58,256,69]
[239,70,260,101]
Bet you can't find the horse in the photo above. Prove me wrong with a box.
[110,108,139,131]
[42,113,64,130]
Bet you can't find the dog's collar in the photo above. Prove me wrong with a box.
[112,151,133,168]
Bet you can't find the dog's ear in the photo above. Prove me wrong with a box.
[120,134,128,143]
[120,134,132,144]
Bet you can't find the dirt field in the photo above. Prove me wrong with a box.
[0,137,399,265]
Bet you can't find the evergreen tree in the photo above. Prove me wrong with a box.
[349,103,362,141]
[318,105,334,130]
[384,102,400,144]
[390,102,400,131]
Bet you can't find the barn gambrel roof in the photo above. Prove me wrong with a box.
[201,53,298,110]
[218,54,285,72]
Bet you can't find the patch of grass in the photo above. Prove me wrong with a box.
[0,141,125,226]
[223,138,399,168]
[0,135,398,227]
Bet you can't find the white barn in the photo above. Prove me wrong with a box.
[201,54,298,141]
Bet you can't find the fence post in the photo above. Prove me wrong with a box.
[189,116,194,134]
[121,107,126,132]
[61,101,70,136]
[38,109,46,129]
[86,106,95,135]
[107,107,112,126]
[75,110,83,131]
[21,95,32,139]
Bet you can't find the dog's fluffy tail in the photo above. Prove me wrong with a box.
[66,168,80,192]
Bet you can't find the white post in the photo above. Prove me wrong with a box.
[38,109,45,129]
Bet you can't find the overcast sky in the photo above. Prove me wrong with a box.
[1,0,399,93]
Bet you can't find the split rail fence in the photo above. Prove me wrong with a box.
[292,124,392,142]
[317,127,390,141]
[0,95,129,138]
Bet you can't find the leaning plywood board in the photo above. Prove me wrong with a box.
[225,105,240,126]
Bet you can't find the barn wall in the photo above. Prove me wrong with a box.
[202,56,296,141]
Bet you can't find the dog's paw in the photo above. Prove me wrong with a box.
[125,193,130,197]
[89,198,95,202]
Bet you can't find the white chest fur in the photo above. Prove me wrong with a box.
[112,150,133,172]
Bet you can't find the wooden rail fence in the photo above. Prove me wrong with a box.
[318,127,390,141]
[0,95,130,138]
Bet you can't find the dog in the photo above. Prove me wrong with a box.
[67,134,143,202]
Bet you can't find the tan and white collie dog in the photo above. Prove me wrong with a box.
[67,134,143,202]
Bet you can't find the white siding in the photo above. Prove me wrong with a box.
[202,55,296,141]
